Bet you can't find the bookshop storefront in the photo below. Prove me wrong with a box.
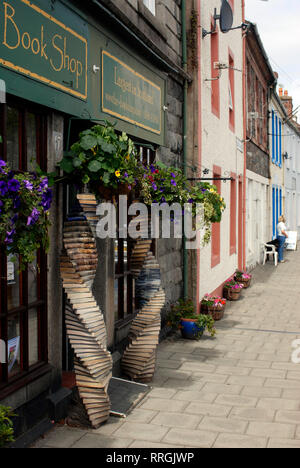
[0,0,166,444]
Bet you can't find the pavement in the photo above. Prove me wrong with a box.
[32,248,300,448]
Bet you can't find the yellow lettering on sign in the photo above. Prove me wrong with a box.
[3,2,20,50]
[50,34,63,72]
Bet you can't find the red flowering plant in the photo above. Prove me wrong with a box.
[234,270,252,281]
[223,280,244,291]
[0,159,52,268]
[201,295,226,309]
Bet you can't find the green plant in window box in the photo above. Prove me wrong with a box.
[0,159,52,269]
[0,405,16,448]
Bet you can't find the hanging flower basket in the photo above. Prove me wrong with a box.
[0,160,52,269]
[97,183,131,201]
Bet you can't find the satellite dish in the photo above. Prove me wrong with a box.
[220,0,233,33]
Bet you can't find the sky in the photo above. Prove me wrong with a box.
[245,0,300,116]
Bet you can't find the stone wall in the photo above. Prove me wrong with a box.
[246,140,270,179]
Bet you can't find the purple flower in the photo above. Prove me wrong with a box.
[8,178,20,192]
[0,160,6,173]
[152,183,158,191]
[39,177,48,190]
[5,229,15,244]
[13,197,20,209]
[124,172,129,178]
[128,185,132,190]
[27,208,40,226]
[160,187,165,193]
[171,172,176,178]
[24,180,33,191]
[150,165,156,174]
[11,214,18,224]
[188,198,194,203]
[201,188,207,193]
[0,181,8,196]
[40,189,53,211]
[161,196,166,203]
[171,180,177,187]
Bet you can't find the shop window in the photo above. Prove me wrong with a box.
[143,0,156,15]
[0,98,48,396]
[114,145,156,324]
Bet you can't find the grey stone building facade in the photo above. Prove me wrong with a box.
[0,0,187,445]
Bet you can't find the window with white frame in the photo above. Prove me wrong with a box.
[143,0,156,15]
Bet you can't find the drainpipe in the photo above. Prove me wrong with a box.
[182,0,188,301]
[196,0,202,313]
[242,0,247,270]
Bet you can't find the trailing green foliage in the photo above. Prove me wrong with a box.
[0,405,16,448]
[0,160,52,269]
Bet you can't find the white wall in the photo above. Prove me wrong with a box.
[199,0,244,298]
[246,170,270,269]
[284,121,300,238]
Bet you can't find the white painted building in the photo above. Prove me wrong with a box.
[244,22,276,269]
[197,0,245,300]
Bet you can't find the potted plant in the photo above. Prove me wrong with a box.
[201,295,226,321]
[0,405,16,448]
[223,280,244,301]
[59,121,139,200]
[167,299,216,340]
[234,270,252,288]
[0,159,52,269]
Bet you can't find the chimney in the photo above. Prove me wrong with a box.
[280,89,293,118]
[279,88,283,97]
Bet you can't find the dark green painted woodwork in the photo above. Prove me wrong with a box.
[0,0,166,145]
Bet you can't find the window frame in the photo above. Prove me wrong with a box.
[0,97,49,398]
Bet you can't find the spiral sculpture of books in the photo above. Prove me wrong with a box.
[60,193,112,429]
[122,234,165,383]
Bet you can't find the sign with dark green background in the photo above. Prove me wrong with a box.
[0,0,87,100]
[102,51,162,135]
[0,0,166,146]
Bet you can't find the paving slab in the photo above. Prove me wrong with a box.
[31,250,300,448]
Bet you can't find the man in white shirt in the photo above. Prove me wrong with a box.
[277,215,288,263]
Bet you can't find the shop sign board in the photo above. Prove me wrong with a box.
[0,0,87,100]
[102,51,162,136]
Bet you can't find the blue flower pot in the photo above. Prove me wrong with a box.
[180,319,204,340]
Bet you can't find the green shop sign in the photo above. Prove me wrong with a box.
[102,51,162,135]
[0,0,87,100]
